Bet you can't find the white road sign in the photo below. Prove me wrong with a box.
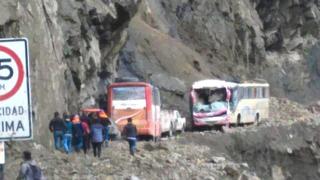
[0,38,32,140]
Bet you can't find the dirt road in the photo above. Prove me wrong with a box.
[4,117,320,180]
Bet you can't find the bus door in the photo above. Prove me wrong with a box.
[152,87,161,137]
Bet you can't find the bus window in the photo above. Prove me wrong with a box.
[231,88,239,110]
[112,86,145,100]
[248,88,253,99]
[153,88,161,106]
[257,88,262,98]
[253,88,257,98]
[262,87,268,98]
[238,87,243,99]
[152,88,156,105]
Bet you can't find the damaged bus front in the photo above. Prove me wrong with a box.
[190,80,236,127]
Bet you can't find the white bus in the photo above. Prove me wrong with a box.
[190,79,269,127]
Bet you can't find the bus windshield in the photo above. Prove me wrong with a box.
[112,87,146,101]
[193,88,227,113]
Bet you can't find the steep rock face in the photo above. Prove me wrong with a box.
[255,0,320,102]
[119,0,267,82]
[169,0,320,103]
[0,0,139,145]
[119,0,320,113]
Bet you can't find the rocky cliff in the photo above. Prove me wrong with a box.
[1,0,320,144]
[119,0,320,111]
[0,0,140,145]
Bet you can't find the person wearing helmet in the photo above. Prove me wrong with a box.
[72,115,83,152]
[98,111,110,147]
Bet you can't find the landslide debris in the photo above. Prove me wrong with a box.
[5,118,320,180]
[270,97,316,122]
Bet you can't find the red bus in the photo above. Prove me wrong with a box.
[107,81,162,138]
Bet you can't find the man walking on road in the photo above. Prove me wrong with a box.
[122,118,138,156]
[81,118,90,154]
[63,116,73,154]
[98,111,110,147]
[72,115,84,152]
[90,113,104,158]
[49,112,66,150]
[17,151,44,180]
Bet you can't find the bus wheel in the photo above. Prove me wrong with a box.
[181,123,186,133]
[154,135,161,142]
[255,114,260,125]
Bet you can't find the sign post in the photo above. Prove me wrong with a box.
[0,38,32,141]
[0,142,4,180]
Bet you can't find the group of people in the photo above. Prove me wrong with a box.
[15,111,138,179]
[49,110,139,157]
[49,111,111,158]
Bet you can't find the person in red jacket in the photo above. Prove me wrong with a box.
[81,118,90,154]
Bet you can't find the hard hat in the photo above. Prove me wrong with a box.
[98,111,108,118]
[72,115,80,123]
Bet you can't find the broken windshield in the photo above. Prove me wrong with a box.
[193,88,228,113]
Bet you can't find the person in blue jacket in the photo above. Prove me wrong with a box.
[63,115,73,154]
[98,111,110,147]
[90,113,104,158]
[72,115,83,152]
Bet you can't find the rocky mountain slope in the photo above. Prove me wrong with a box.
[1,0,320,149]
[119,0,320,112]
[2,1,320,179]
[0,0,140,145]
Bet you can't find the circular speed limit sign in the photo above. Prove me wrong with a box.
[0,45,24,101]
[0,38,32,141]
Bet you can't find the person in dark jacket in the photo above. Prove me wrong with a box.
[122,118,138,156]
[98,111,110,147]
[49,112,66,150]
[90,114,104,158]
[72,115,83,152]
[17,151,44,180]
